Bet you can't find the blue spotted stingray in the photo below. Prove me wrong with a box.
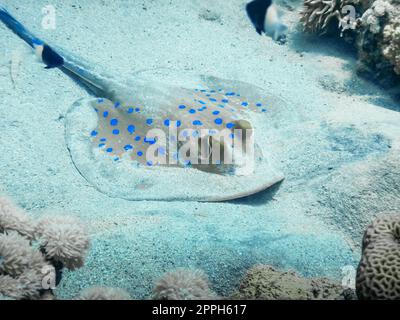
[0,7,284,201]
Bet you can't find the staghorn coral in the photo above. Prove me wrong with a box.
[76,286,132,300]
[35,216,89,270]
[231,264,354,300]
[153,269,217,300]
[356,214,400,299]
[0,196,90,300]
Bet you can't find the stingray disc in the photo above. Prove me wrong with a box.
[65,72,284,201]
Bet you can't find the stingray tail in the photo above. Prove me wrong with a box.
[0,6,42,48]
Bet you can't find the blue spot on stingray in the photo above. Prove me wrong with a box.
[137,151,143,157]
[175,120,182,127]
[91,130,98,137]
[114,157,119,161]
[200,89,206,92]
[127,108,134,113]
[158,147,166,155]
[103,111,109,118]
[226,92,235,96]
[217,104,225,108]
[210,90,216,93]
[179,105,186,109]
[135,108,140,112]
[97,98,104,103]
[222,99,229,103]
[198,100,206,105]
[262,109,267,112]
[106,147,113,153]
[124,144,133,151]
[127,125,135,134]
[94,108,98,112]
[164,119,170,127]
[147,161,153,166]
[135,136,141,141]
[209,98,217,102]
[112,129,120,135]
[98,143,105,148]
[192,131,199,137]
[241,102,248,107]
[214,118,223,125]
[100,138,107,142]
[146,118,153,125]
[110,118,118,126]
[212,110,220,115]
[226,123,235,129]
[256,103,262,107]
[193,120,203,126]
[229,133,234,139]
[114,102,120,108]
[189,109,196,114]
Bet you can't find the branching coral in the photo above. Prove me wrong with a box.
[153,269,217,300]
[0,196,90,300]
[35,216,89,270]
[356,214,400,299]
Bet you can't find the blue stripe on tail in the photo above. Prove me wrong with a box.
[0,6,42,48]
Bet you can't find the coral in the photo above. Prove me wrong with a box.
[0,231,47,277]
[300,0,400,84]
[153,269,217,300]
[0,270,44,300]
[300,0,361,33]
[381,15,400,74]
[76,286,131,300]
[0,197,35,239]
[231,264,352,300]
[356,214,400,299]
[35,216,89,270]
[0,196,90,300]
